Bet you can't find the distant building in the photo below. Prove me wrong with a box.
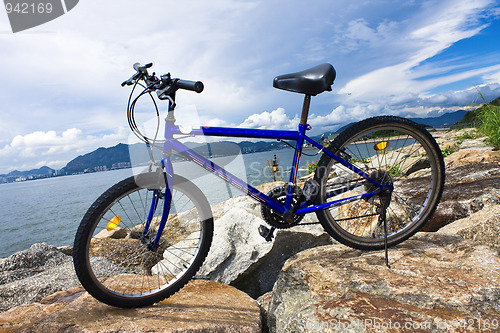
[94,165,109,172]
[111,162,131,169]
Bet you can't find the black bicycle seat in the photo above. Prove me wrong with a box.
[273,63,336,96]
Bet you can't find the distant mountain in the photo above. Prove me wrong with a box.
[1,166,55,178]
[63,143,131,174]
[325,110,468,136]
[61,140,291,175]
[408,110,468,127]
[334,122,356,134]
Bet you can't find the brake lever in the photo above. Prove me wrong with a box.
[121,72,143,87]
[122,62,152,87]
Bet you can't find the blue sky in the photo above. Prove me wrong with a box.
[0,0,499,173]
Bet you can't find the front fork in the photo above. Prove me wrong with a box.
[144,109,176,250]
[143,159,174,251]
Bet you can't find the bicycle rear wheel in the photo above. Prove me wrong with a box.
[314,116,444,250]
[73,173,213,308]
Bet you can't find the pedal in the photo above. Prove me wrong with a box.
[258,225,275,242]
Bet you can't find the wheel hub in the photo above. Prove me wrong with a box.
[364,169,394,193]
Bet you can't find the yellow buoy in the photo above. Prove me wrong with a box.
[106,215,121,231]
[374,141,389,151]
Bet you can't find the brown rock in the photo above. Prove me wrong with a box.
[255,181,287,195]
[458,137,493,150]
[444,149,500,168]
[438,204,500,250]
[55,246,73,256]
[94,226,129,239]
[0,280,262,333]
[262,233,500,332]
[418,162,500,231]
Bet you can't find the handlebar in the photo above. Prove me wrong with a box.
[121,62,204,94]
[174,79,204,93]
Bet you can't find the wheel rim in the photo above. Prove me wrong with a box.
[84,185,206,299]
[322,124,439,244]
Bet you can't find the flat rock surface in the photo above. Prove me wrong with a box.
[420,162,500,231]
[0,243,79,312]
[0,279,262,333]
[263,232,500,332]
[438,204,500,250]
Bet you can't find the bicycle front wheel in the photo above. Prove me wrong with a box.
[314,116,444,250]
[73,173,213,308]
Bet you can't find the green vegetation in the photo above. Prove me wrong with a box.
[305,160,319,174]
[386,164,403,176]
[441,147,458,158]
[351,157,371,164]
[456,130,477,141]
[452,130,478,146]
[451,95,500,149]
[477,93,500,149]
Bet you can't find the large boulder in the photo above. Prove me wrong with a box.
[0,243,79,312]
[0,280,262,332]
[196,194,334,298]
[423,131,500,231]
[261,233,500,333]
[438,204,500,250]
[444,149,500,168]
[232,224,335,298]
[419,162,500,231]
[197,204,274,284]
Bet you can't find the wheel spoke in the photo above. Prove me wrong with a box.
[316,117,444,250]
[74,175,213,307]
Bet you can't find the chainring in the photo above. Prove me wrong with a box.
[261,186,304,229]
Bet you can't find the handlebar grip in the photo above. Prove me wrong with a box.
[175,79,204,93]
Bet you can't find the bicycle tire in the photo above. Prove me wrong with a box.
[73,173,213,308]
[314,116,444,250]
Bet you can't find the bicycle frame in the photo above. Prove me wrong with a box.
[147,117,388,248]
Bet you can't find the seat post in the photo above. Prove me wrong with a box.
[300,95,311,125]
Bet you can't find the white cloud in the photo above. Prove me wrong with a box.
[483,69,500,84]
[10,128,82,150]
[238,108,298,130]
[0,0,498,173]
[339,0,496,98]
[0,127,129,172]
[332,83,500,124]
[308,106,347,127]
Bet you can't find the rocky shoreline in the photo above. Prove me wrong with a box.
[1,129,499,332]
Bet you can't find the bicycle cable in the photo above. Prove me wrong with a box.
[127,80,163,145]
[126,79,169,169]
[280,140,323,156]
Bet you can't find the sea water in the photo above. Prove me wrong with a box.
[0,148,320,257]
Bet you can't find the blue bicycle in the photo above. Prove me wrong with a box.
[73,63,445,307]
